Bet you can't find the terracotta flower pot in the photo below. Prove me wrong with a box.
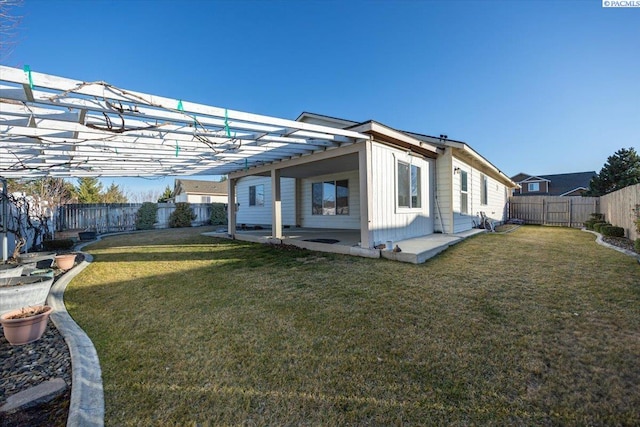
[55,254,76,271]
[0,305,52,345]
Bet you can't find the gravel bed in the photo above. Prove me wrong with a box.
[0,253,83,426]
[602,236,637,253]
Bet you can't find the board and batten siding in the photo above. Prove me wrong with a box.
[450,157,509,234]
[235,176,296,226]
[370,143,434,245]
[435,150,453,233]
[299,170,360,229]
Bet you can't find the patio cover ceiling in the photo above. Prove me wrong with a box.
[0,66,369,179]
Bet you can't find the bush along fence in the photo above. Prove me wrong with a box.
[508,196,599,228]
[56,203,227,234]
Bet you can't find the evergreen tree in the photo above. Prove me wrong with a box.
[103,182,128,203]
[157,185,173,203]
[76,177,103,203]
[587,147,640,196]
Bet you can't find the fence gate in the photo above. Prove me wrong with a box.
[509,196,599,227]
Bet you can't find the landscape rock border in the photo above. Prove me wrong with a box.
[582,228,640,262]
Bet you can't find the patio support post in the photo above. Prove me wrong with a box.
[359,140,373,249]
[227,178,237,238]
[271,169,282,239]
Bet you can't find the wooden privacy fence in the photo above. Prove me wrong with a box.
[56,203,214,233]
[600,183,640,241]
[509,196,599,228]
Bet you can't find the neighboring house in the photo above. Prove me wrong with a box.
[173,179,228,203]
[230,112,517,248]
[511,171,596,197]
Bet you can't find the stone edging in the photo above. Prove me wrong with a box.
[582,228,640,262]
[47,243,104,427]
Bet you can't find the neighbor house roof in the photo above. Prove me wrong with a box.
[174,179,227,196]
[511,171,596,196]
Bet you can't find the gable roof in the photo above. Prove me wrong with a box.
[174,179,227,196]
[511,171,596,196]
[298,112,516,188]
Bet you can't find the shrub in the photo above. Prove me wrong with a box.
[169,202,196,228]
[593,222,610,233]
[210,203,227,225]
[635,238,640,254]
[589,213,605,222]
[583,219,596,230]
[136,202,158,230]
[600,225,625,238]
[42,239,75,250]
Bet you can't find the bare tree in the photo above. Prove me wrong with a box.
[0,0,24,61]
[1,191,49,259]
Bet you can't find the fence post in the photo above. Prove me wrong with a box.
[542,199,546,225]
[568,198,572,228]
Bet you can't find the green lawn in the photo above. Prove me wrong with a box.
[65,226,640,426]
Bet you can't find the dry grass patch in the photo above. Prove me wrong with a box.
[66,226,640,425]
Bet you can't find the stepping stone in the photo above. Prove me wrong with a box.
[0,378,67,414]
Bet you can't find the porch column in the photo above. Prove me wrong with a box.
[271,169,282,239]
[359,141,373,248]
[227,178,236,237]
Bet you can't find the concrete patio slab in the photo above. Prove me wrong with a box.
[203,227,486,264]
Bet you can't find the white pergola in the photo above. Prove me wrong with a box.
[0,65,372,260]
[0,65,368,179]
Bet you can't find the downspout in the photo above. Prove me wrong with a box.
[433,160,445,233]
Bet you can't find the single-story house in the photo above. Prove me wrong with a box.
[173,179,228,203]
[227,112,517,251]
[510,171,596,196]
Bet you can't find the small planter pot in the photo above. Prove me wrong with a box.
[0,305,53,345]
[0,264,24,278]
[54,254,76,271]
[0,275,55,316]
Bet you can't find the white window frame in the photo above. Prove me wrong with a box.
[460,170,469,215]
[481,174,488,205]
[397,160,422,211]
[529,182,540,192]
[249,184,264,207]
[312,180,349,216]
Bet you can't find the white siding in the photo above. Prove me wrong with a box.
[236,176,296,226]
[449,155,509,233]
[435,151,453,233]
[452,158,474,233]
[174,194,227,203]
[299,170,360,229]
[369,143,434,245]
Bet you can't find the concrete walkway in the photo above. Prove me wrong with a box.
[47,244,104,426]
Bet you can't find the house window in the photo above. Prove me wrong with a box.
[460,170,468,214]
[202,196,211,203]
[529,182,540,192]
[249,185,264,206]
[481,174,488,205]
[397,161,421,209]
[312,180,349,215]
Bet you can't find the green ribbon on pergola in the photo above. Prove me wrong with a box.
[23,65,34,89]
[224,109,231,138]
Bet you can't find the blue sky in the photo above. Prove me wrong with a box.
[4,0,639,197]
